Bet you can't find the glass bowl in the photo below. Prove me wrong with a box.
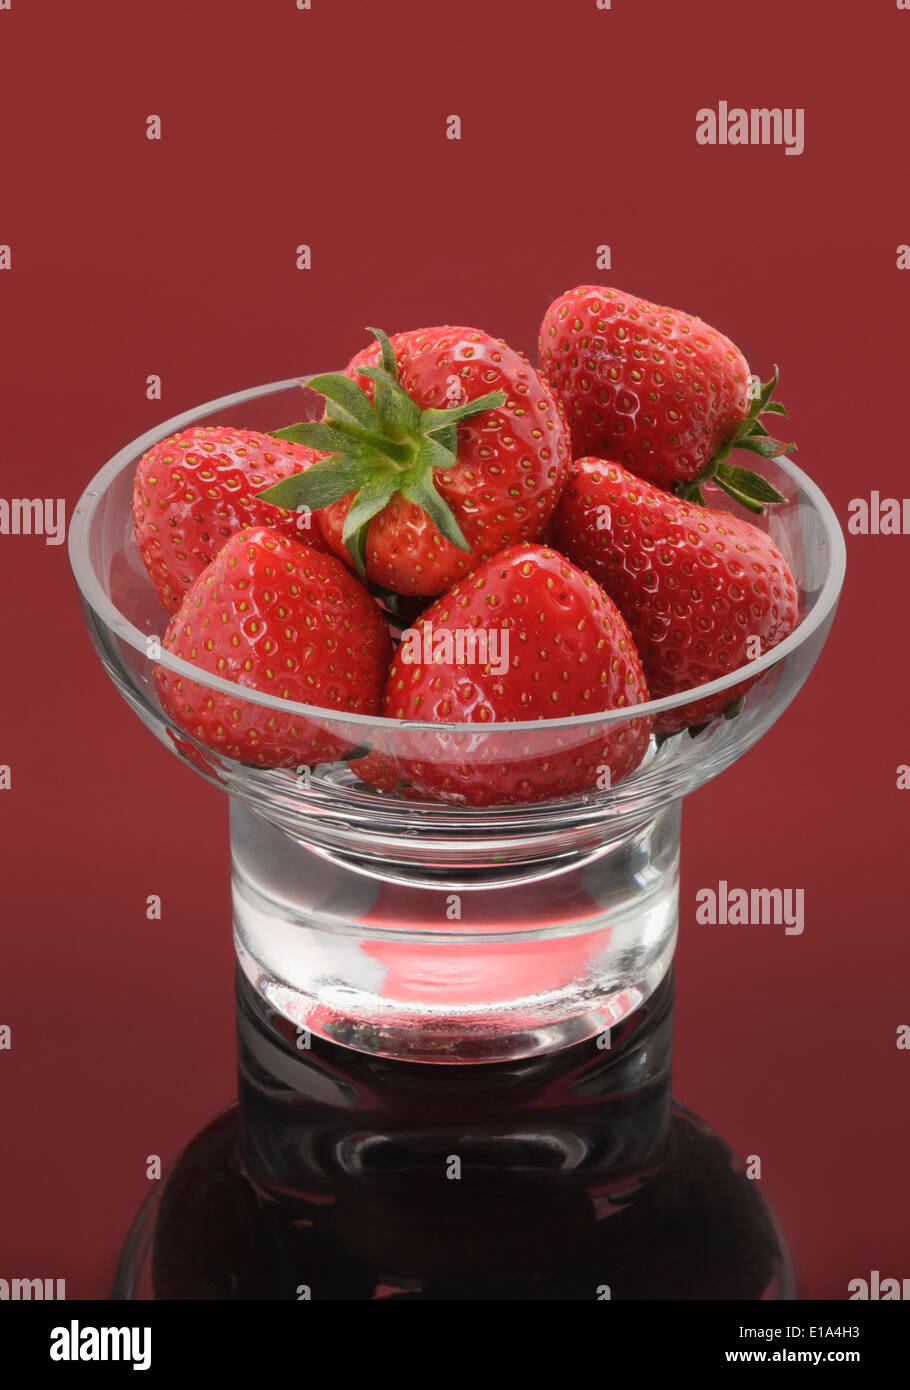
[69,378,846,1062]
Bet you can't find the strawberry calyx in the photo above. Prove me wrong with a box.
[676,366,794,513]
[256,328,506,576]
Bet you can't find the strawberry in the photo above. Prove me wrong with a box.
[347,748,404,793]
[257,327,570,597]
[379,543,652,805]
[155,527,392,767]
[132,425,332,613]
[549,459,799,732]
[347,749,422,798]
[538,285,793,511]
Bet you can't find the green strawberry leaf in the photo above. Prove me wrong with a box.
[421,390,507,435]
[754,366,780,414]
[714,464,788,506]
[735,434,795,459]
[414,434,459,473]
[304,372,383,433]
[270,422,314,445]
[269,419,368,456]
[678,481,707,506]
[365,327,399,381]
[342,477,399,576]
[430,423,458,457]
[400,470,471,552]
[259,456,365,510]
[357,365,421,434]
[712,478,768,515]
[347,523,369,577]
[362,328,403,428]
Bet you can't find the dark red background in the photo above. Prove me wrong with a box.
[1,0,907,1298]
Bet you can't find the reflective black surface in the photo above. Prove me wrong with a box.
[114,969,796,1300]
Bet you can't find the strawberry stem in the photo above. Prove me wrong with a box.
[676,366,793,512]
[258,329,506,576]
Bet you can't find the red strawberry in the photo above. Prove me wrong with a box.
[380,544,652,805]
[347,748,403,793]
[155,527,392,767]
[538,285,792,510]
[347,749,422,798]
[132,425,332,613]
[258,327,570,597]
[549,459,799,732]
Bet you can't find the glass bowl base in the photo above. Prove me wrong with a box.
[239,946,676,1063]
[230,798,681,1062]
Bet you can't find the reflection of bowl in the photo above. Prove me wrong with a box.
[69,378,846,1062]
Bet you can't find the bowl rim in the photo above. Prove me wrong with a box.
[68,374,847,733]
